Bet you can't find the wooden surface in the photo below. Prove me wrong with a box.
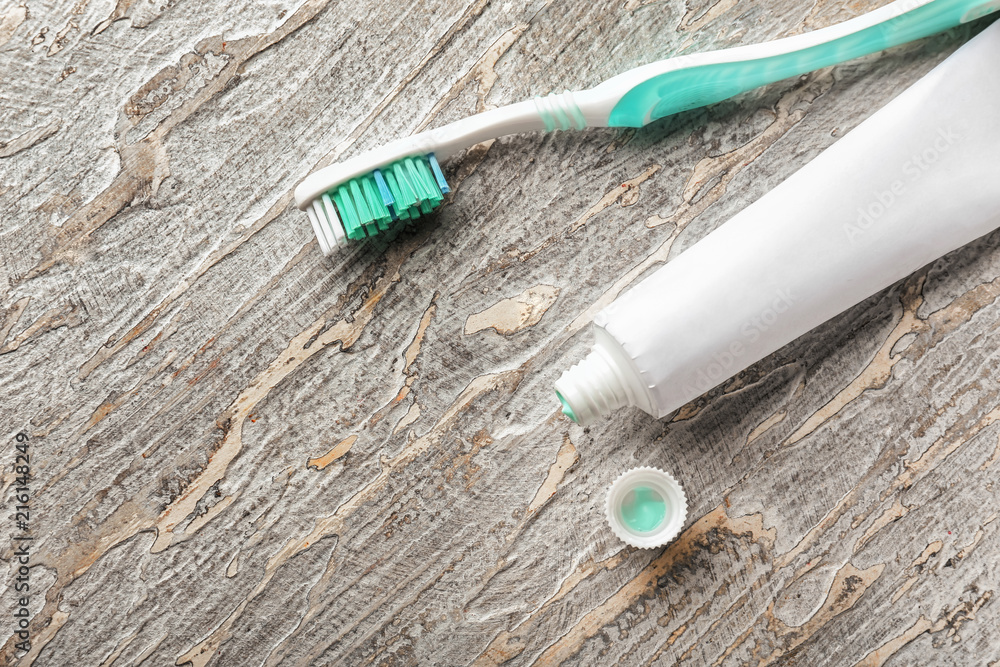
[2,0,999,664]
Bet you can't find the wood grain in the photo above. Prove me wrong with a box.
[2,0,999,665]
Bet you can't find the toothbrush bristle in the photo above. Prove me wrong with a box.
[311,153,450,253]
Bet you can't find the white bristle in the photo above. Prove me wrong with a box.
[306,206,332,256]
[320,193,348,249]
[309,199,338,255]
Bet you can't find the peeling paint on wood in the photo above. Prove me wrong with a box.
[465,284,560,336]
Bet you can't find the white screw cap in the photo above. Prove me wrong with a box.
[605,467,688,549]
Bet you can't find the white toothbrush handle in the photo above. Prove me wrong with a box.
[295,0,1000,210]
[575,0,1000,128]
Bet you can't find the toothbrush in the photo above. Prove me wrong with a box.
[294,0,1000,256]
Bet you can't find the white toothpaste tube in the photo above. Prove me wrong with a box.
[555,19,1000,426]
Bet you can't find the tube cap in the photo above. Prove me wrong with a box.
[605,467,687,549]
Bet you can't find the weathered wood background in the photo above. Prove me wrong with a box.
[2,0,999,664]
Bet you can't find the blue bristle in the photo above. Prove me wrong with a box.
[373,169,396,220]
[428,153,450,194]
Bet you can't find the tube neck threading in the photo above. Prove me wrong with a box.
[554,344,629,425]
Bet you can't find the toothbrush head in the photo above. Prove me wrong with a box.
[299,153,450,256]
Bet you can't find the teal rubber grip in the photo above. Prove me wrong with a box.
[609,0,1000,128]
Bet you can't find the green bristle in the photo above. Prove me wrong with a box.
[361,175,392,229]
[403,159,423,197]
[348,180,372,229]
[393,162,419,210]
[322,154,449,241]
[408,157,439,205]
[383,170,411,221]
[332,188,363,241]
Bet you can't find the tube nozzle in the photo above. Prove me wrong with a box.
[554,344,630,426]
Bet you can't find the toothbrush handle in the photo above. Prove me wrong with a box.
[585,0,1000,128]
